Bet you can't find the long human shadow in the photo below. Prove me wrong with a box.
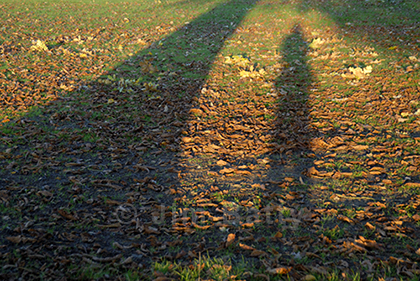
[300,0,420,51]
[266,24,315,184]
[79,0,260,238]
[275,24,312,150]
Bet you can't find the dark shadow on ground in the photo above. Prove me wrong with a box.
[266,24,315,183]
[274,24,313,151]
[0,0,259,279]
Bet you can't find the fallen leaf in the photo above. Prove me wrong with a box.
[219,167,235,174]
[216,160,228,166]
[239,243,255,251]
[250,249,267,257]
[304,275,316,281]
[338,215,355,225]
[365,222,376,230]
[6,236,22,244]
[309,38,325,49]
[58,209,77,221]
[30,40,48,52]
[405,182,420,188]
[267,267,292,275]
[273,231,283,239]
[226,233,235,247]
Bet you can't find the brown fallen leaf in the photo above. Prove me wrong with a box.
[250,249,268,257]
[37,190,53,197]
[6,236,22,244]
[340,241,367,253]
[355,236,383,250]
[284,218,301,224]
[307,166,334,178]
[98,222,121,228]
[105,199,122,206]
[57,209,77,221]
[6,236,35,244]
[412,214,420,222]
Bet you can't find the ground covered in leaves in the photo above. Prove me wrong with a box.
[1,0,420,280]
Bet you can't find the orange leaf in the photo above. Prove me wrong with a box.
[405,182,420,188]
[337,215,355,225]
[365,222,375,230]
[216,160,228,166]
[274,231,283,239]
[241,222,254,228]
[226,233,235,247]
[267,267,292,275]
[219,167,235,174]
[239,243,255,251]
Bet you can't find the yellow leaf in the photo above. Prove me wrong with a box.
[30,40,48,52]
[389,46,397,50]
[304,275,317,281]
[224,55,249,67]
[107,98,115,104]
[239,70,250,78]
[309,38,325,49]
